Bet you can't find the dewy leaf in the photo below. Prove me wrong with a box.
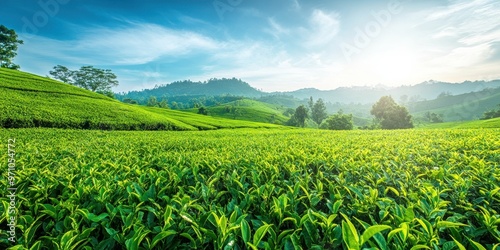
[360,225,391,245]
[241,219,251,244]
[125,227,150,250]
[341,213,360,250]
[451,236,467,250]
[410,245,431,250]
[87,212,109,223]
[467,237,487,250]
[151,230,177,248]
[436,221,467,229]
[253,224,272,247]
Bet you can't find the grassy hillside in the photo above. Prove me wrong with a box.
[419,117,500,129]
[183,99,290,124]
[409,87,500,121]
[0,68,280,130]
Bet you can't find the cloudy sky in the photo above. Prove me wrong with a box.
[2,0,500,92]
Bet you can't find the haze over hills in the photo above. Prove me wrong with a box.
[118,78,500,105]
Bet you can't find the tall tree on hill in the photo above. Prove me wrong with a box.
[371,96,413,129]
[287,105,308,127]
[49,65,119,93]
[320,110,354,130]
[49,65,73,84]
[308,96,314,111]
[0,25,23,70]
[73,66,118,92]
[311,98,328,125]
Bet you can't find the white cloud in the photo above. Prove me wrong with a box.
[20,23,220,67]
[424,0,500,77]
[79,23,219,64]
[269,18,290,35]
[428,0,500,45]
[306,10,341,46]
[425,0,490,21]
[431,43,493,68]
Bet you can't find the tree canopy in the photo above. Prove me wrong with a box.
[371,96,413,129]
[320,110,354,130]
[286,105,308,127]
[481,104,500,120]
[50,65,119,93]
[311,98,328,125]
[0,25,23,70]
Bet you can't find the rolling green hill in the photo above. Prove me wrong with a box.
[182,99,290,124]
[419,117,500,129]
[409,87,500,121]
[0,68,280,130]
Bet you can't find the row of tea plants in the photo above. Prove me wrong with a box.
[0,128,499,249]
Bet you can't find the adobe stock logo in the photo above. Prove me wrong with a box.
[340,0,409,62]
[21,0,70,38]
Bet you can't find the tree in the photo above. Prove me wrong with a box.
[481,104,500,120]
[320,110,353,130]
[73,66,118,92]
[0,25,23,69]
[147,96,158,107]
[49,65,118,93]
[425,112,444,123]
[283,108,295,117]
[155,98,169,108]
[49,65,73,83]
[198,107,208,115]
[287,105,308,127]
[123,98,138,104]
[371,96,413,129]
[308,96,314,111]
[311,98,328,125]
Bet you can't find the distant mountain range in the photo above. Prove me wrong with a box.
[284,80,500,104]
[118,78,500,105]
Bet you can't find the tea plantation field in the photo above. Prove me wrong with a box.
[1,128,499,249]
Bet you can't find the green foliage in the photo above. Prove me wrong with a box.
[197,107,208,115]
[372,96,414,129]
[320,110,354,130]
[283,108,295,117]
[0,128,499,249]
[184,99,289,124]
[48,65,72,84]
[287,105,308,127]
[410,87,500,122]
[123,98,138,104]
[0,68,280,130]
[0,25,23,70]
[49,65,119,93]
[311,98,328,125]
[119,77,263,101]
[147,96,159,107]
[481,104,500,120]
[419,117,500,129]
[424,112,444,123]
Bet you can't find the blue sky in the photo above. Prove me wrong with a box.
[2,0,500,92]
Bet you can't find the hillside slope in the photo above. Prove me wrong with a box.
[409,87,500,121]
[183,99,289,124]
[419,117,500,129]
[0,68,280,130]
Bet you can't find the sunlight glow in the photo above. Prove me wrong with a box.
[366,47,418,84]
